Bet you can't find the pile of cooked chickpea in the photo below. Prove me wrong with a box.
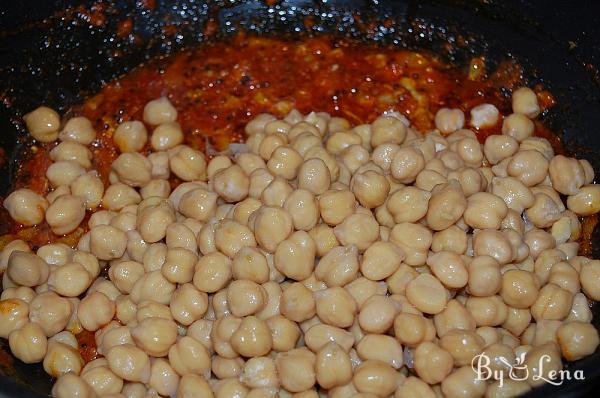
[1,86,600,398]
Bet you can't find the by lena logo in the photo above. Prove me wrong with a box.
[471,352,585,387]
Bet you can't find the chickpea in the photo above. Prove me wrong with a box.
[142,96,177,124]
[520,136,554,160]
[565,293,592,323]
[137,199,176,243]
[463,192,508,230]
[253,206,293,253]
[390,146,425,183]
[148,151,170,179]
[309,342,352,389]
[169,146,207,181]
[230,316,273,357]
[554,321,600,361]
[177,374,213,397]
[359,241,403,281]
[46,160,86,187]
[176,189,218,223]
[81,362,124,396]
[350,169,390,209]
[529,283,573,322]
[386,186,429,223]
[130,317,177,357]
[512,87,540,118]
[112,152,152,187]
[58,116,96,145]
[333,212,379,252]
[465,295,508,327]
[303,323,353,353]
[211,165,249,203]
[266,314,300,352]
[233,197,262,226]
[385,265,416,296]
[370,115,407,147]
[280,282,315,323]
[358,295,400,334]
[435,108,465,134]
[501,113,534,142]
[356,334,403,369]
[114,121,148,153]
[213,378,250,398]
[245,113,276,135]
[318,189,356,226]
[276,348,316,393]
[297,158,331,195]
[314,287,357,328]
[226,280,266,317]
[230,247,268,284]
[468,256,502,297]
[138,242,166,272]
[260,176,293,208]
[272,231,316,281]
[523,343,562,387]
[70,171,104,210]
[483,135,519,165]
[50,141,93,169]
[433,299,476,338]
[314,245,359,287]
[351,359,397,396]
[265,146,302,180]
[240,356,279,389]
[27,291,71,337]
[431,226,468,255]
[8,320,47,364]
[106,344,151,383]
[473,229,513,265]
[580,260,600,300]
[441,366,487,398]
[426,180,467,231]
[439,329,485,367]
[413,341,454,385]
[427,251,468,289]
[259,133,287,160]
[567,184,600,216]
[390,222,432,266]
[506,150,549,187]
[52,373,97,398]
[23,106,60,142]
[579,158,595,183]
[524,229,556,260]
[193,252,232,294]
[77,291,115,332]
[96,325,133,355]
[43,342,84,377]
[168,283,208,325]
[499,269,539,309]
[139,179,170,200]
[469,103,499,129]
[129,270,175,306]
[6,251,49,287]
[547,261,580,295]
[102,183,141,211]
[340,144,369,175]
[48,262,93,297]
[212,355,243,379]
[44,194,86,236]
[405,274,448,315]
[395,376,436,398]
[282,189,319,231]
[89,224,127,260]
[1,286,35,303]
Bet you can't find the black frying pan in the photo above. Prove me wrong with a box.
[1,1,600,396]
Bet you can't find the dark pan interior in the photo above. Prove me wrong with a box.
[1,0,600,396]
